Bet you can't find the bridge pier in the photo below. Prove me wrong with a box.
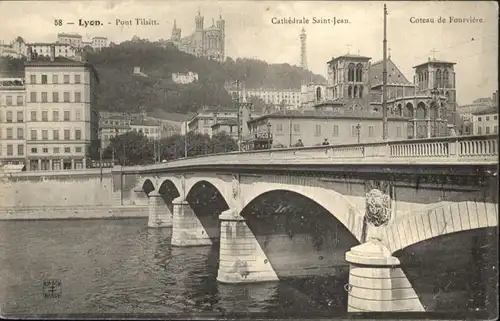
[132,187,149,206]
[217,209,279,284]
[147,191,173,228]
[345,240,424,312]
[171,197,213,247]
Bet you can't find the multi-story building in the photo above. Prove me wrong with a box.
[29,42,77,59]
[91,37,108,50]
[130,119,162,140]
[472,107,498,135]
[458,93,497,135]
[188,107,238,137]
[246,109,409,148]
[166,11,225,62]
[0,37,26,58]
[0,78,26,165]
[24,46,99,170]
[99,115,131,149]
[172,72,198,84]
[227,87,302,110]
[57,33,83,49]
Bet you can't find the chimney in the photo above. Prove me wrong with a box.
[26,46,32,61]
[50,45,55,61]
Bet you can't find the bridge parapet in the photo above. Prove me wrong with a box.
[122,135,498,173]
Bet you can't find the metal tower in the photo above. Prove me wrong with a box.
[300,28,307,70]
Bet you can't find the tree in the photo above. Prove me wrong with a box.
[103,131,154,165]
[209,132,238,153]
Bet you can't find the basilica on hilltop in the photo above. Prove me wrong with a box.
[165,10,225,62]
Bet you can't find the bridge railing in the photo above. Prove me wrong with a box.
[120,135,498,172]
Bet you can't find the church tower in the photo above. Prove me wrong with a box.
[171,19,181,42]
[216,15,225,62]
[194,9,204,57]
[300,28,307,70]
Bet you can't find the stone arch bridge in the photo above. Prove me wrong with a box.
[111,135,497,313]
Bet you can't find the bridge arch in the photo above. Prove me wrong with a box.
[383,200,498,254]
[137,177,156,196]
[240,182,366,242]
[239,188,361,279]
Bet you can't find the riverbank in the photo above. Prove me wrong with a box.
[0,205,149,221]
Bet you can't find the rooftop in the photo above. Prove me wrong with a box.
[130,119,162,126]
[211,119,238,127]
[472,107,498,116]
[327,54,371,64]
[413,59,456,69]
[370,57,412,86]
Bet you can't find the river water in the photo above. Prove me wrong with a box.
[0,217,496,318]
[0,218,349,318]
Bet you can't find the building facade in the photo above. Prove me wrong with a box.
[167,11,225,62]
[188,108,238,137]
[24,47,99,171]
[246,109,408,148]
[0,78,26,165]
[130,119,162,140]
[57,33,83,49]
[172,72,199,84]
[300,83,328,109]
[99,115,131,149]
[227,87,302,110]
[472,107,498,135]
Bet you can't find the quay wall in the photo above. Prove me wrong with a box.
[0,169,148,220]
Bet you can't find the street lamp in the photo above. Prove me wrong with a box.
[267,120,272,149]
[356,123,361,143]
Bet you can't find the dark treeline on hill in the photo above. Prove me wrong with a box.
[0,38,325,114]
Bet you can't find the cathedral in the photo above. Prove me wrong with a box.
[307,53,457,139]
[167,10,225,62]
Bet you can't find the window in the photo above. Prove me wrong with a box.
[478,126,483,135]
[30,111,37,121]
[53,92,59,102]
[276,124,283,132]
[41,75,48,84]
[30,75,36,84]
[42,111,48,121]
[41,92,48,103]
[75,147,82,153]
[64,129,70,140]
[17,144,24,156]
[6,128,12,139]
[16,96,23,106]
[75,92,81,102]
[293,124,300,132]
[64,147,70,153]
[478,117,482,122]
[43,148,48,153]
[31,148,37,153]
[494,116,498,121]
[75,110,82,121]
[6,95,12,106]
[42,130,48,140]
[17,111,23,122]
[368,126,375,137]
[396,126,402,137]
[17,128,23,139]
[7,145,13,156]
[53,147,60,153]
[486,116,490,121]
[31,130,37,140]
[485,126,490,134]
[332,125,339,136]
[6,111,12,122]
[75,74,81,84]
[63,92,70,102]
[64,111,70,121]
[53,130,59,140]
[53,74,59,84]
[75,129,81,140]
[30,92,36,102]
[494,125,498,134]
[53,110,59,121]
[315,124,321,136]
[63,74,70,84]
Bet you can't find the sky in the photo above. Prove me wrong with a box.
[0,0,498,104]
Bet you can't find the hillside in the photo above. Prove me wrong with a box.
[0,38,326,114]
